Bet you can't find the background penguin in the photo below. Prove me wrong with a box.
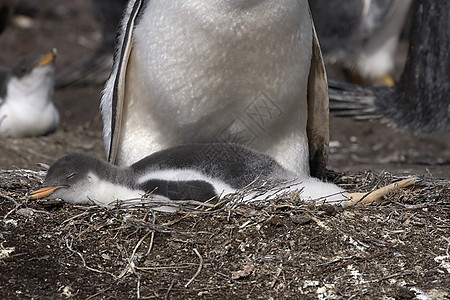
[101,0,330,179]
[31,143,347,208]
[55,0,127,89]
[309,0,412,86]
[0,49,59,138]
[328,0,449,133]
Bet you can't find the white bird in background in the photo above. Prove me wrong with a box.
[0,49,59,138]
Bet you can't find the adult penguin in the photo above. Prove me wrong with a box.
[101,0,330,178]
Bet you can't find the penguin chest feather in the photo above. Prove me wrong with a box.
[103,0,330,177]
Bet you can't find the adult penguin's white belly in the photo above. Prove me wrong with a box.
[102,0,329,178]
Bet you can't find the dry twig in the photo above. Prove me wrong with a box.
[65,237,116,279]
[185,248,203,288]
[165,280,175,300]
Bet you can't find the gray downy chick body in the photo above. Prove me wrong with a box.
[33,143,345,207]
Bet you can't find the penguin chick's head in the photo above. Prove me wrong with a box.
[12,49,57,89]
[31,153,124,205]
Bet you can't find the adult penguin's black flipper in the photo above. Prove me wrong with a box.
[101,0,145,164]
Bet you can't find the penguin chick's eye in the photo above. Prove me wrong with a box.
[66,173,76,180]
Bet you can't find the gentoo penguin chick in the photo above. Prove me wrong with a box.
[0,49,59,137]
[31,144,348,208]
[101,0,330,178]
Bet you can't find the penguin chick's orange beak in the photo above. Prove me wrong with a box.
[36,48,57,67]
[30,185,65,199]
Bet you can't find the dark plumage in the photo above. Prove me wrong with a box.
[0,0,14,35]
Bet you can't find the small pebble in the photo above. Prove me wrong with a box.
[291,215,312,225]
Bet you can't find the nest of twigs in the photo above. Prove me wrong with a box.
[0,168,449,299]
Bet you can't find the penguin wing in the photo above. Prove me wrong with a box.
[101,0,145,163]
[138,178,218,202]
[306,23,329,178]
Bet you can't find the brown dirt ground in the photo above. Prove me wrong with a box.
[0,1,449,299]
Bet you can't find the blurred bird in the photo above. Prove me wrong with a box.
[310,0,412,86]
[0,49,59,137]
[329,0,449,133]
[55,0,127,88]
